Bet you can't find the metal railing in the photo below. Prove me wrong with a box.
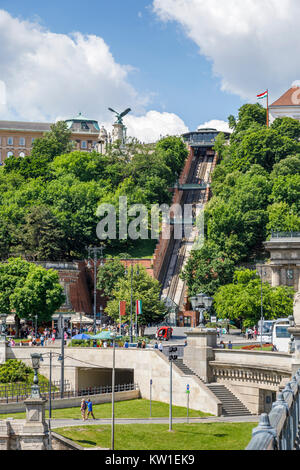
[246,369,300,450]
[271,231,300,239]
[0,380,70,403]
[0,382,138,404]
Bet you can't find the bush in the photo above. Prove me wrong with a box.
[0,359,48,386]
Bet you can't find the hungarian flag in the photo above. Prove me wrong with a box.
[136,300,142,315]
[257,90,268,100]
[119,301,126,316]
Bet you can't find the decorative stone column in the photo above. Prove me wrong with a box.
[271,267,281,287]
[20,396,50,450]
[183,328,217,383]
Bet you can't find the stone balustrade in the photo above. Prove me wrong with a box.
[246,369,300,450]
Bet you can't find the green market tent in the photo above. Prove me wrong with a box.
[90,331,122,340]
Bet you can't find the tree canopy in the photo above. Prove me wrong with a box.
[183,104,300,300]
[0,131,188,260]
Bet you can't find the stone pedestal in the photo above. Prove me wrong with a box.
[112,123,124,143]
[20,397,51,450]
[183,328,217,383]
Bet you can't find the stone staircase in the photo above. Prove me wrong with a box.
[173,359,252,417]
[207,384,252,417]
[173,359,202,379]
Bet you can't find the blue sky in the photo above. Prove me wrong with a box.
[0,0,244,133]
[0,1,298,141]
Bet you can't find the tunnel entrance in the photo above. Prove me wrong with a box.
[77,367,134,391]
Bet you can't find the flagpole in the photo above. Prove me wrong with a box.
[135,300,138,342]
[267,89,269,128]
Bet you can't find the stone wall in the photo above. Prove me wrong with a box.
[0,389,140,415]
[7,346,222,416]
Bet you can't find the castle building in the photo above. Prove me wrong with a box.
[269,85,300,124]
[0,113,111,164]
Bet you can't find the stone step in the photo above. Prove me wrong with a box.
[207,384,252,417]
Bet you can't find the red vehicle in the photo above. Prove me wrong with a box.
[156,327,173,341]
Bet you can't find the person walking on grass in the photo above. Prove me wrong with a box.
[80,399,87,421]
[86,399,96,420]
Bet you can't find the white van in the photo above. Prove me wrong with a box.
[257,320,276,344]
[272,319,290,352]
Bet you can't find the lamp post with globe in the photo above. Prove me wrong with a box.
[189,293,214,328]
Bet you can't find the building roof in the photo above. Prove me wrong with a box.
[270,87,300,107]
[0,120,52,132]
[65,112,100,132]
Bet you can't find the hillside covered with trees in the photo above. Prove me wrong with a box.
[0,123,188,261]
[182,104,299,323]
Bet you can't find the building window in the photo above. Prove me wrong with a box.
[7,137,13,146]
[81,141,87,149]
[19,137,25,147]
[7,151,14,158]
[81,122,89,130]
[31,138,35,145]
[19,152,25,158]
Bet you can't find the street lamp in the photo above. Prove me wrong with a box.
[35,314,38,339]
[124,260,140,343]
[257,266,267,350]
[110,331,116,450]
[87,245,105,334]
[189,293,213,328]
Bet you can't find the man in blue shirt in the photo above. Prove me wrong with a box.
[86,399,96,420]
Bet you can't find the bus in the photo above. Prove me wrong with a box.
[272,319,290,353]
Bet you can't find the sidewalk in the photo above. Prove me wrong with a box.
[50,415,259,429]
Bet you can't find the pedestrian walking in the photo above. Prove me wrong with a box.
[40,334,45,347]
[80,399,87,421]
[158,342,163,352]
[86,399,96,420]
[228,341,233,350]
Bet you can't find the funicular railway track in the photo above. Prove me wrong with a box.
[162,152,214,310]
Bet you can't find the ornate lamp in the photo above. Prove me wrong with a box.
[203,296,213,309]
[0,314,7,340]
[31,353,43,398]
[189,296,198,311]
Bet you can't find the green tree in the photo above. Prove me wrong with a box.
[214,269,294,327]
[182,241,236,297]
[267,202,300,234]
[105,265,166,334]
[15,205,66,261]
[31,121,73,160]
[97,259,125,301]
[228,103,267,134]
[0,258,64,336]
[271,117,300,140]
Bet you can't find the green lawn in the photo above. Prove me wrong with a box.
[55,422,256,450]
[0,398,212,420]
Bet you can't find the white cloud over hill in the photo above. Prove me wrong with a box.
[0,10,188,143]
[153,0,300,101]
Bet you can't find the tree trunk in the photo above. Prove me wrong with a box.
[15,315,21,339]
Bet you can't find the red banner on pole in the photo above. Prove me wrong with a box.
[119,301,126,316]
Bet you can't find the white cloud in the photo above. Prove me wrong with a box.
[0,10,146,123]
[125,110,189,143]
[197,120,231,134]
[153,0,300,101]
[0,10,189,143]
